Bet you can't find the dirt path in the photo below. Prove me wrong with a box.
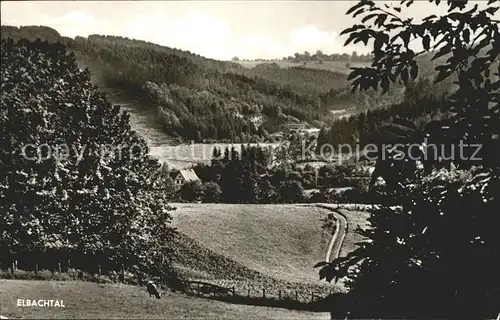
[316,204,348,262]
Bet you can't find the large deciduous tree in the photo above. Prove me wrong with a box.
[0,38,176,279]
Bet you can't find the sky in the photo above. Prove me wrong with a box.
[1,1,496,61]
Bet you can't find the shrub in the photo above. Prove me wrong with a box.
[179,180,204,202]
[201,182,222,203]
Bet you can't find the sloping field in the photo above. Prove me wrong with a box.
[0,280,329,319]
[171,204,332,285]
[103,88,173,148]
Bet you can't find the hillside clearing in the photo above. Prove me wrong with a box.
[103,88,174,147]
[0,280,330,319]
[105,89,282,170]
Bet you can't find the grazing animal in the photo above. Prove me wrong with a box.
[146,281,161,299]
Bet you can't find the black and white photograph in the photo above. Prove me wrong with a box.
[0,0,499,319]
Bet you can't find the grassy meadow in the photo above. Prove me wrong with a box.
[337,208,371,257]
[171,204,332,285]
[0,280,330,319]
[169,203,371,298]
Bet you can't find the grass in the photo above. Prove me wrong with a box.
[337,208,371,257]
[149,143,279,170]
[0,205,370,318]
[316,205,371,257]
[167,203,351,300]
[171,204,332,285]
[0,280,330,319]
[104,88,174,148]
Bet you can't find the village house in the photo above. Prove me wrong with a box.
[169,168,200,188]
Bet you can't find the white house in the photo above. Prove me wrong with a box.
[169,169,200,187]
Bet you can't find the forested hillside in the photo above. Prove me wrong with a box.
[0,25,448,143]
[316,78,454,149]
[0,26,327,141]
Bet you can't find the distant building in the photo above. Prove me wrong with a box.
[169,169,200,188]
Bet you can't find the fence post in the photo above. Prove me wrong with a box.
[68,258,71,270]
[138,273,143,286]
[35,264,38,276]
[262,288,266,299]
[295,290,298,301]
[247,287,250,297]
[232,286,235,296]
[58,262,62,274]
[98,265,102,277]
[278,289,281,300]
[14,260,18,271]
[119,264,124,282]
[11,262,15,276]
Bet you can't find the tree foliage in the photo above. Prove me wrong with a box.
[0,38,176,280]
[179,180,204,202]
[318,1,500,318]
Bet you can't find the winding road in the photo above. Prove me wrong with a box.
[316,204,349,263]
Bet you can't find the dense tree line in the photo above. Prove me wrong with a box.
[283,50,375,62]
[0,38,177,283]
[317,76,454,150]
[232,63,347,97]
[175,144,371,204]
[178,145,304,203]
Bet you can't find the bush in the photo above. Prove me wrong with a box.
[278,180,304,203]
[201,182,221,203]
[179,180,204,202]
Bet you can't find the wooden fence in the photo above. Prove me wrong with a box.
[185,280,331,303]
[3,264,331,305]
[3,261,133,283]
